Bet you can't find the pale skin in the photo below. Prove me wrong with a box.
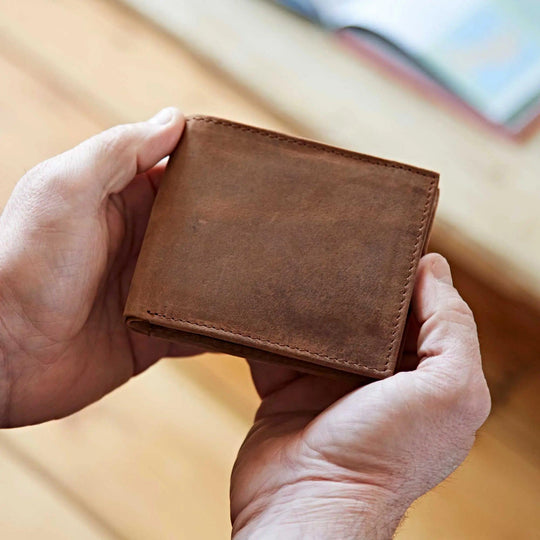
[0,108,491,539]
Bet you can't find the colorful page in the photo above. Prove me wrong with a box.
[277,0,540,128]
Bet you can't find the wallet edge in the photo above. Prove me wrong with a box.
[124,115,440,379]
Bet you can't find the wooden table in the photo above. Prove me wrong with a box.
[125,0,540,307]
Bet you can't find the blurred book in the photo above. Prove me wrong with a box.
[274,0,540,137]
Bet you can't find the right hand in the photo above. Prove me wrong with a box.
[231,254,491,539]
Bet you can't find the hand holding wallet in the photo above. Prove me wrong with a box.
[124,115,439,379]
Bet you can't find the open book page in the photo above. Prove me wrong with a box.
[279,0,540,128]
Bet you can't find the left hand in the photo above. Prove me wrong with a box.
[0,108,198,427]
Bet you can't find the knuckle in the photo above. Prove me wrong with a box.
[424,309,478,348]
[20,158,56,189]
[438,373,491,428]
[90,124,139,186]
[95,124,136,159]
[443,292,475,320]
[11,122,141,211]
[18,154,82,206]
[17,158,70,202]
[430,289,476,328]
[467,378,492,424]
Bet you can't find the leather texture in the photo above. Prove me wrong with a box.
[124,115,439,379]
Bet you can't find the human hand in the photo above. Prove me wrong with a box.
[0,108,199,427]
[231,254,491,539]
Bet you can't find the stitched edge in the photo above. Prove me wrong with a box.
[186,115,438,180]
[146,117,438,376]
[382,178,437,371]
[146,310,381,372]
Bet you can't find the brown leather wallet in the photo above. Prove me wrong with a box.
[124,115,439,379]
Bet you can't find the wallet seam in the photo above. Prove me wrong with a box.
[187,115,438,180]
[143,117,438,376]
[145,309,385,373]
[383,177,437,369]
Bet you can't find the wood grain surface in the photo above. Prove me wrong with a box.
[0,1,538,538]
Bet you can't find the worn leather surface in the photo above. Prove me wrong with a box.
[125,115,439,378]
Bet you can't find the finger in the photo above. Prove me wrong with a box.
[398,352,420,372]
[397,314,421,372]
[255,372,361,420]
[407,253,490,426]
[125,332,204,376]
[117,162,169,256]
[145,160,169,191]
[412,253,481,374]
[403,312,420,353]
[249,360,303,399]
[21,107,184,207]
[167,342,206,359]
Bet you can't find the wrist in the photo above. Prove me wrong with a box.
[232,480,407,540]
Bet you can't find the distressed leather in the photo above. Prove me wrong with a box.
[124,115,439,379]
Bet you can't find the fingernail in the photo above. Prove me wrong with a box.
[148,107,174,125]
[430,255,453,285]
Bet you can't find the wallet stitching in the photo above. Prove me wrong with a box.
[187,116,438,180]
[145,309,383,372]
[146,118,437,376]
[382,178,437,369]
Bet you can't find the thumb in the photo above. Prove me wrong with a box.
[15,107,184,209]
[0,108,184,330]
[410,253,491,423]
[412,253,480,373]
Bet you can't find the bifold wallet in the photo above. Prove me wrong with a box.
[124,115,439,379]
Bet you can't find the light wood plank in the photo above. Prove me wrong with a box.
[1,359,254,540]
[0,54,100,201]
[0,443,112,540]
[486,373,540,468]
[179,354,259,424]
[0,0,287,131]
[0,1,538,539]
